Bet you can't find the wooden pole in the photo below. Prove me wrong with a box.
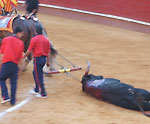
[44,67,82,74]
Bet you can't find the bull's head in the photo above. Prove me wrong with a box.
[81,62,103,85]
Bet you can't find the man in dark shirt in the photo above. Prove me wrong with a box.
[25,0,39,18]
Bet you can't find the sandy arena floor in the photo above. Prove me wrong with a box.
[0,12,150,124]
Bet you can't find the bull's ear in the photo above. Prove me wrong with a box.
[81,74,89,84]
[99,75,104,79]
[81,75,86,84]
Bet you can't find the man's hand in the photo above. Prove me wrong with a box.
[46,62,50,67]
[0,63,2,70]
[24,50,31,58]
[18,66,23,74]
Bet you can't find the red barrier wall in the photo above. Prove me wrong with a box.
[19,0,150,23]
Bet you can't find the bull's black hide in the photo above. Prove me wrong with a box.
[81,74,150,111]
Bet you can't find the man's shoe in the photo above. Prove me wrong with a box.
[29,90,39,95]
[35,94,47,98]
[1,99,10,104]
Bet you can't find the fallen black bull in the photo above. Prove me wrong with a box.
[81,64,150,117]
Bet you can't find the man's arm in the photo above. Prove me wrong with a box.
[46,52,50,67]
[18,58,24,73]
[23,40,33,58]
[23,50,31,58]
[0,53,3,69]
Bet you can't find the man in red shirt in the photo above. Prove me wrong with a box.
[0,27,24,105]
[24,24,50,98]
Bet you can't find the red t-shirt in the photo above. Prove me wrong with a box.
[28,35,50,57]
[1,36,24,64]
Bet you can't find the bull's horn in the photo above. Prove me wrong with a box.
[84,62,91,76]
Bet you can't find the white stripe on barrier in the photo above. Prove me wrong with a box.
[18,1,150,26]
[0,97,31,119]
